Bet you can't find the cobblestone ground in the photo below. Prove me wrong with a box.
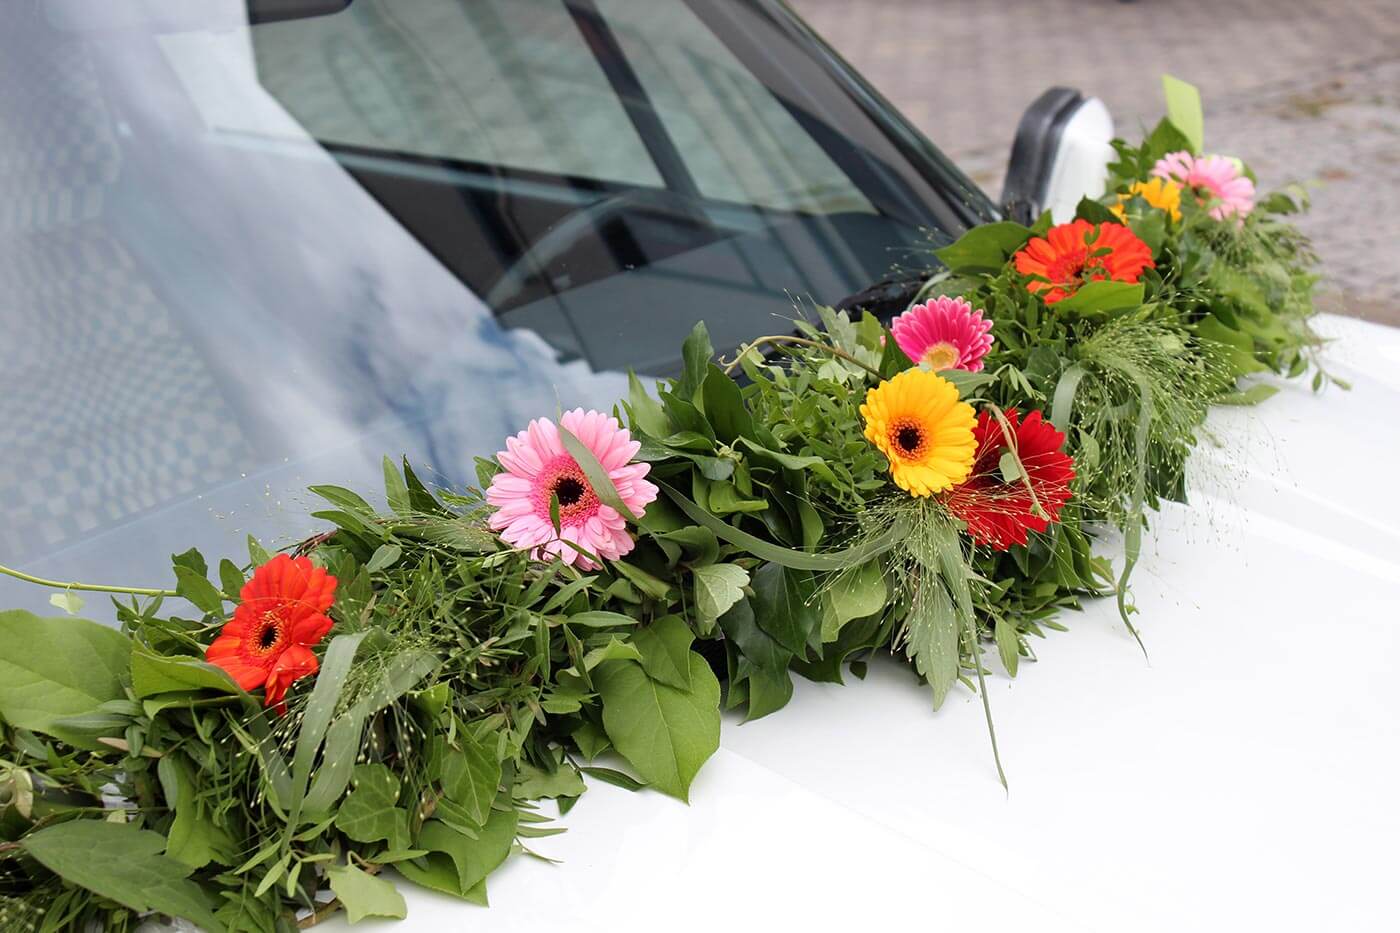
[790,0,1400,324]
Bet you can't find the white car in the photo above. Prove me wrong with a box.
[1,1,1390,931]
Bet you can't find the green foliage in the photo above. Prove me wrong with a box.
[0,83,1326,932]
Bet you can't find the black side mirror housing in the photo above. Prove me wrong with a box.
[1002,87,1114,225]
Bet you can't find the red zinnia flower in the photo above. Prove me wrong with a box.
[944,408,1075,550]
[1012,219,1153,304]
[206,554,337,710]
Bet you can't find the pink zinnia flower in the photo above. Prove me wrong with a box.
[486,409,657,570]
[1151,151,1255,221]
[890,296,994,372]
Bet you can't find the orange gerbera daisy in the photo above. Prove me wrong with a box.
[1012,219,1154,304]
[206,554,337,711]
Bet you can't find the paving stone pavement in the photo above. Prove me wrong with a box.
[789,0,1400,325]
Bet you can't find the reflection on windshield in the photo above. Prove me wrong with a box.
[0,0,987,615]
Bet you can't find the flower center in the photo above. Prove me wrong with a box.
[890,419,927,459]
[920,341,960,371]
[536,458,601,526]
[252,612,285,656]
[554,476,586,507]
[1047,249,1090,288]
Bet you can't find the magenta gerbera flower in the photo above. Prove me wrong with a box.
[890,296,994,372]
[486,409,658,570]
[1151,151,1255,221]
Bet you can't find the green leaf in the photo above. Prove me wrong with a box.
[823,560,886,634]
[309,484,379,519]
[48,592,85,615]
[559,424,639,524]
[906,576,959,709]
[998,450,1025,484]
[564,610,640,628]
[515,761,586,799]
[366,543,402,573]
[677,321,714,401]
[628,370,672,437]
[1163,73,1205,154]
[692,563,749,627]
[663,484,908,571]
[1052,281,1145,316]
[933,221,1032,273]
[247,535,273,567]
[327,863,407,923]
[131,650,243,700]
[173,565,225,615]
[21,820,224,932]
[631,615,695,690]
[994,617,1020,678]
[395,518,497,552]
[594,654,720,801]
[0,611,131,744]
[1074,196,1121,226]
[288,633,367,822]
[400,809,518,896]
[750,562,820,657]
[441,732,501,827]
[383,455,411,515]
[217,559,246,601]
[701,364,755,444]
[335,764,409,849]
[159,754,236,869]
[1217,382,1280,406]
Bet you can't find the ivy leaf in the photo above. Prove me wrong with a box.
[335,764,410,849]
[749,562,820,657]
[400,810,518,897]
[0,610,130,744]
[631,615,695,690]
[441,732,501,827]
[21,821,225,932]
[594,655,720,801]
[822,559,887,640]
[692,563,749,629]
[326,863,407,922]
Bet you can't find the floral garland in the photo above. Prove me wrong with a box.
[0,82,1335,931]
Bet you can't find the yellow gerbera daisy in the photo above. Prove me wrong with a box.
[860,369,976,497]
[1110,177,1183,222]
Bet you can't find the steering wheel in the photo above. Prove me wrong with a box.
[485,187,712,309]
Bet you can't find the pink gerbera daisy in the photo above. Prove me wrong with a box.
[890,296,994,372]
[1151,151,1255,221]
[486,409,658,570]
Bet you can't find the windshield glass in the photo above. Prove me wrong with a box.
[0,0,990,611]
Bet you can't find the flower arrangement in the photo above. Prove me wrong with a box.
[0,78,1338,931]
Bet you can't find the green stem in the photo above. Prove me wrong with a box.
[0,563,177,598]
[721,335,881,378]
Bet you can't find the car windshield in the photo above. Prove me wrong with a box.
[0,0,990,610]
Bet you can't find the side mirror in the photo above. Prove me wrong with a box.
[1001,88,1115,225]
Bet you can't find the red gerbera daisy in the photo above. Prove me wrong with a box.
[1012,219,1153,304]
[206,554,337,710]
[943,408,1075,550]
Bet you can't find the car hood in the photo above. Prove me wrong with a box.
[304,311,1398,933]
